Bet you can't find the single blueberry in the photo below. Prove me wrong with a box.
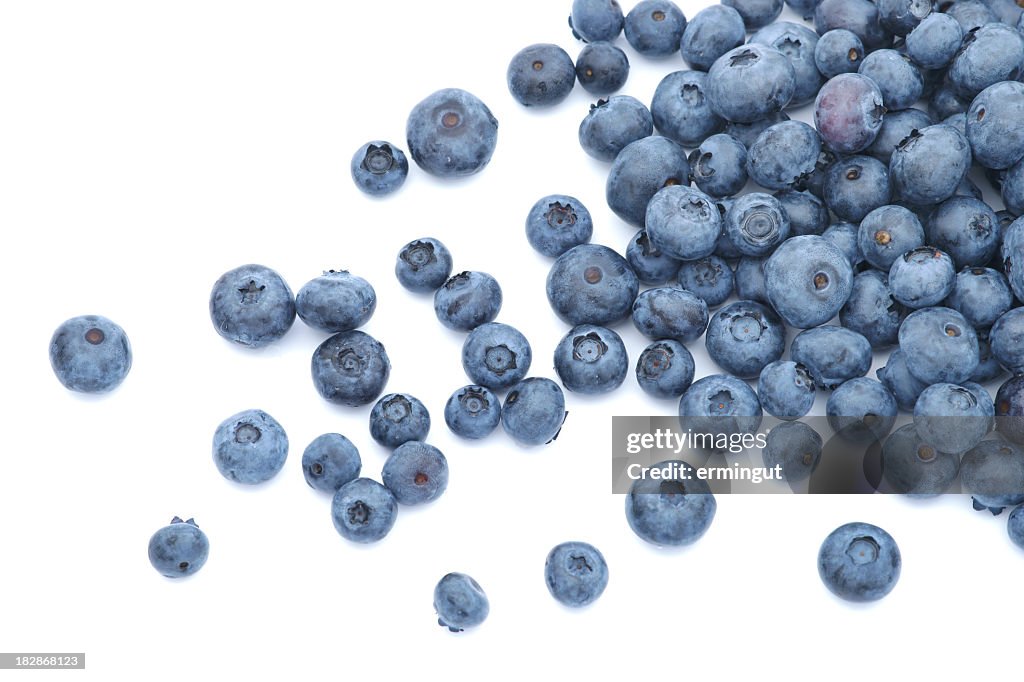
[625,460,716,546]
[331,478,397,543]
[898,306,979,385]
[690,134,748,199]
[645,185,722,261]
[890,126,978,206]
[49,314,132,393]
[462,322,532,391]
[606,135,690,227]
[823,155,892,224]
[651,71,724,147]
[578,96,654,163]
[209,263,295,348]
[814,0,893,51]
[680,5,746,72]
[350,141,408,196]
[679,374,763,442]
[635,339,695,399]
[395,237,453,294]
[814,74,886,155]
[301,433,361,493]
[526,194,593,259]
[311,330,391,407]
[546,244,640,326]
[905,12,963,71]
[434,573,488,632]
[382,441,448,506]
[914,382,994,454]
[294,270,376,334]
[507,43,576,107]
[433,271,503,332]
[817,522,901,602]
[857,49,923,111]
[926,197,1001,269]
[624,1,688,58]
[889,247,957,309]
[990,308,1024,374]
[826,377,898,444]
[406,88,498,178]
[501,377,567,446]
[554,324,629,394]
[814,29,866,80]
[790,326,873,390]
[544,541,609,607]
[444,385,501,440]
[764,235,854,329]
[705,300,785,379]
[857,205,925,272]
[762,421,822,481]
[724,193,791,258]
[148,517,209,579]
[626,229,682,285]
[575,42,630,96]
[960,439,1024,513]
[677,255,735,308]
[758,361,816,420]
[369,393,431,449]
[746,121,822,191]
[212,408,288,484]
[749,21,823,107]
[880,424,960,497]
[840,270,907,349]
[706,44,796,124]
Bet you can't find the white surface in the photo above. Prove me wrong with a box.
[0,1,1020,680]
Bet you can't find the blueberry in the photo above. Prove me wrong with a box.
[821,221,866,270]
[734,256,772,306]
[914,382,994,454]
[395,237,453,294]
[926,197,1000,269]
[905,12,964,70]
[961,439,1024,513]
[635,339,695,399]
[889,124,972,207]
[814,74,885,155]
[966,81,1024,171]
[888,247,957,309]
[929,82,971,121]
[49,314,132,393]
[575,41,629,96]
[433,271,502,332]
[972,330,1007,384]
[350,141,408,196]
[880,424,960,496]
[212,409,288,484]
[823,155,891,224]
[624,1,687,58]
[650,71,724,148]
[301,433,361,493]
[554,324,629,394]
[381,441,448,506]
[762,421,822,481]
[626,230,682,285]
[1009,504,1024,550]
[857,205,925,272]
[997,375,1024,445]
[311,330,391,407]
[677,255,735,308]
[680,5,746,72]
[814,0,893,51]
[544,541,609,607]
[444,385,501,440]
[724,112,791,150]
[791,326,873,390]
[501,377,566,446]
[434,573,488,632]
[876,0,932,36]
[462,322,532,391]
[625,460,716,546]
[689,134,748,199]
[858,49,923,111]
[945,0,998,32]
[724,193,791,258]
[148,517,209,579]
[817,522,901,602]
[209,263,295,348]
[764,235,854,329]
[826,377,898,443]
[990,308,1024,374]
[525,194,594,258]
[877,348,929,411]
[605,135,690,227]
[839,270,907,349]
[866,108,934,165]
[705,300,785,379]
[706,44,796,124]
[679,373,763,441]
[507,43,576,107]
[369,393,431,449]
[758,360,816,420]
[633,287,708,345]
[645,185,722,261]
[722,0,783,30]
[814,29,866,79]
[294,270,376,334]
[774,190,829,237]
[897,306,979,385]
[578,96,654,163]
[331,478,397,544]
[746,121,822,192]
[947,23,1024,100]
[405,88,498,178]
[546,244,639,326]
[748,21,823,107]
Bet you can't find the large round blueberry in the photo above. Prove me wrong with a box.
[433,271,503,332]
[434,573,488,632]
[724,193,791,258]
[991,309,1024,375]
[749,21,822,107]
[966,81,1024,171]
[626,229,681,285]
[369,393,430,449]
[444,385,501,440]
[889,124,972,206]
[462,322,532,391]
[382,441,448,506]
[898,307,979,385]
[758,360,816,420]
[857,49,923,111]
[705,300,785,379]
[645,185,721,261]
[823,155,891,224]
[961,439,1024,513]
[857,205,925,272]
[690,134,748,199]
[331,478,397,544]
[817,522,901,602]
[826,378,898,444]
[578,96,654,163]
[507,43,576,107]
[707,44,796,124]
[624,1,688,57]
[501,377,566,446]
[746,121,822,191]
[295,270,376,334]
[546,244,639,326]
[212,408,289,484]
[311,330,391,407]
[914,382,994,455]
[49,314,132,393]
[148,517,209,579]
[350,141,408,196]
[889,247,956,309]
[814,74,885,154]
[395,237,453,294]
[905,12,963,71]
[840,270,906,350]
[632,287,709,344]
[790,325,873,390]
[635,340,695,399]
[880,424,959,497]
[606,135,690,227]
[680,5,745,72]
[209,263,295,348]
[814,29,865,79]
[405,88,498,178]
[625,460,716,546]
[775,190,829,237]
[947,267,1014,332]
[544,541,609,607]
[525,195,594,258]
[947,23,1024,101]
[650,70,724,148]
[926,197,1001,270]
[677,256,734,308]
[762,420,822,482]
[301,433,361,493]
[575,42,630,96]
[679,374,763,442]
[764,235,854,329]
[554,324,628,395]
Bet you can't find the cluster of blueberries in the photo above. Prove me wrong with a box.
[46,0,1024,621]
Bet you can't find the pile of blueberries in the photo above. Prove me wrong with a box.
[47,0,1024,623]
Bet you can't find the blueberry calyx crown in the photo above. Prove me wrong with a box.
[348,501,371,526]
[382,394,412,423]
[239,280,265,304]
[361,144,396,175]
[546,202,578,229]
[573,332,608,363]
[729,49,759,68]
[235,422,262,444]
[459,387,490,413]
[401,241,437,270]
[170,516,199,527]
[484,344,517,375]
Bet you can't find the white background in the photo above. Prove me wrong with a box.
[1,1,1021,680]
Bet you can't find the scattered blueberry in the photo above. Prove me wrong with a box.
[544,541,609,607]
[814,74,885,155]
[501,377,566,446]
[212,408,288,484]
[546,244,639,326]
[526,194,593,258]
[382,441,448,506]
[680,5,746,72]
[350,141,408,196]
[507,43,576,107]
[758,360,816,420]
[578,96,654,162]
[817,522,901,602]
[302,433,361,493]
[706,44,796,124]
[406,88,498,177]
[689,134,748,199]
[635,339,695,399]
[676,255,734,308]
[624,1,688,58]
[434,573,489,632]
[369,393,431,449]
[625,460,716,546]
[790,325,873,391]
[49,314,132,393]
[395,237,453,294]
[705,300,785,379]
[433,271,503,332]
[898,306,979,385]
[554,324,629,394]
[209,264,295,348]
[148,517,209,579]
[888,247,957,309]
[605,135,690,227]
[764,235,854,329]
[880,423,960,497]
[311,330,391,407]
[626,229,682,285]
[650,70,724,147]
[762,420,822,482]
[295,270,376,334]
[569,0,625,43]
[575,41,629,96]
[331,478,398,543]
[444,385,501,440]
[462,322,532,391]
